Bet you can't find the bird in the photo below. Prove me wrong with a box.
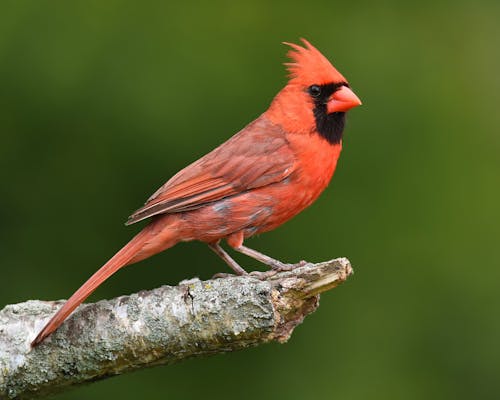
[31,38,361,347]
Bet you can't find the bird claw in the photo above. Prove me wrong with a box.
[271,260,308,271]
[249,270,278,280]
[212,260,309,280]
[250,260,309,280]
[212,270,276,281]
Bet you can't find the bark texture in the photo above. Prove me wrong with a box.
[0,258,352,399]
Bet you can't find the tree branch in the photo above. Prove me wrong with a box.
[0,258,353,399]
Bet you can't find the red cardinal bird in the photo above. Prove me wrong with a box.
[31,39,361,347]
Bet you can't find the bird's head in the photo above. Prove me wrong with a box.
[266,39,361,144]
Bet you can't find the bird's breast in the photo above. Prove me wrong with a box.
[250,132,342,233]
[290,131,342,194]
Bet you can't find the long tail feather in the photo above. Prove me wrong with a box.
[31,227,155,347]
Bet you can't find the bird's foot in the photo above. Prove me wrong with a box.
[270,259,308,271]
[211,257,308,280]
[248,260,309,280]
[249,270,278,280]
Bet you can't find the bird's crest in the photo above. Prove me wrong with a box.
[284,38,347,85]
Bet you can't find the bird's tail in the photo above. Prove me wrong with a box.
[31,220,178,347]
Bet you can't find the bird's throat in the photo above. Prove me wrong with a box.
[312,108,346,145]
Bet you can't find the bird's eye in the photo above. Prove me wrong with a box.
[308,85,321,98]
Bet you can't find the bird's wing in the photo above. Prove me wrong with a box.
[126,117,296,225]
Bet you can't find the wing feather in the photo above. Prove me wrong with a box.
[126,116,295,225]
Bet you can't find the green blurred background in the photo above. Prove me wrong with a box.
[1,1,499,399]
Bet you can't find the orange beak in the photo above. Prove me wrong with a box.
[327,86,362,113]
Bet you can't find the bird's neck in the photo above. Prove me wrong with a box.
[265,86,316,135]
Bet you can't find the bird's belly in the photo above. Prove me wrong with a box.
[181,165,336,242]
[249,175,330,234]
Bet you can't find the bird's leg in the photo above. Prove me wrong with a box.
[208,242,248,276]
[232,244,307,271]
